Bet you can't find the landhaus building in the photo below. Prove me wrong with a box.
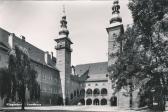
[0,0,139,107]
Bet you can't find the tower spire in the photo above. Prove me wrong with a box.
[59,5,69,37]
[110,0,122,24]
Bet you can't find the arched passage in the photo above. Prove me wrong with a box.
[101,88,107,95]
[86,99,92,105]
[86,89,92,96]
[79,99,85,105]
[93,88,100,96]
[101,99,107,105]
[110,96,117,106]
[93,99,99,105]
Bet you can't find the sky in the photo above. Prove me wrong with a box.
[0,0,133,65]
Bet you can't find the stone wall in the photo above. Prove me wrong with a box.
[31,61,62,105]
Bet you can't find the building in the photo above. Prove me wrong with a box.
[0,28,62,105]
[0,0,139,107]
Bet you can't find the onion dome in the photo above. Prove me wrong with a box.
[59,6,69,37]
[110,0,122,24]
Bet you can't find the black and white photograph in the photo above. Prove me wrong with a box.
[0,0,168,111]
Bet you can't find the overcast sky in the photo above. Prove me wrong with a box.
[0,0,132,65]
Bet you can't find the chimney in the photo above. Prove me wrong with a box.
[8,33,15,48]
[44,51,49,64]
[20,35,25,42]
[51,52,53,58]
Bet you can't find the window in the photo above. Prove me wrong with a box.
[42,74,45,80]
[95,83,98,86]
[88,84,91,86]
[0,55,1,61]
[106,74,108,77]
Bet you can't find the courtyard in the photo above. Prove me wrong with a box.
[1,106,164,112]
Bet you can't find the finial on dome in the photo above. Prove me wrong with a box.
[63,4,65,15]
[59,5,69,37]
[110,0,122,24]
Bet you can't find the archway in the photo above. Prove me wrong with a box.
[93,99,99,105]
[101,99,107,105]
[110,96,117,106]
[86,99,92,105]
[86,89,92,96]
[93,88,100,96]
[101,88,107,95]
[79,99,85,105]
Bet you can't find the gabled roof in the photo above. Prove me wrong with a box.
[75,62,108,82]
[0,27,59,72]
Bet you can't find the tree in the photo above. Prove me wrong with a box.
[110,0,168,110]
[0,68,12,107]
[10,46,40,110]
[0,45,40,110]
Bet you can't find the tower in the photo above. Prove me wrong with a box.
[106,0,124,106]
[55,6,73,105]
[106,0,124,66]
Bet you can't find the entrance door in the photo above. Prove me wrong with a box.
[110,96,117,106]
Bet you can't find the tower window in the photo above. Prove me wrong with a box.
[113,33,117,38]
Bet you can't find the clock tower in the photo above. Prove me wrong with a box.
[55,7,73,105]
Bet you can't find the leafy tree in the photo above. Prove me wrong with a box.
[0,68,12,102]
[0,45,40,110]
[110,0,168,110]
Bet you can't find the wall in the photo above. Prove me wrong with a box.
[85,81,109,105]
[31,61,62,105]
[0,49,8,69]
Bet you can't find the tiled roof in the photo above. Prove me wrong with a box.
[0,27,58,71]
[75,62,108,81]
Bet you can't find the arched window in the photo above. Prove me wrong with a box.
[93,88,100,95]
[77,89,79,97]
[101,88,108,95]
[80,89,85,96]
[86,89,92,96]
[74,90,77,97]
[70,93,73,99]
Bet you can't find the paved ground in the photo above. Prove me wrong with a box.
[1,106,165,112]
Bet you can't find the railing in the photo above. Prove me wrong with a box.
[85,94,108,97]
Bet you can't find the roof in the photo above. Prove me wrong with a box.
[75,62,108,82]
[0,27,59,72]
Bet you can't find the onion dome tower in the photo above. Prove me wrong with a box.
[106,0,124,66]
[59,6,69,38]
[106,0,124,106]
[55,5,73,105]
[110,0,122,24]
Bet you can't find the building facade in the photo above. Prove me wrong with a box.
[0,28,62,105]
[0,0,139,107]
